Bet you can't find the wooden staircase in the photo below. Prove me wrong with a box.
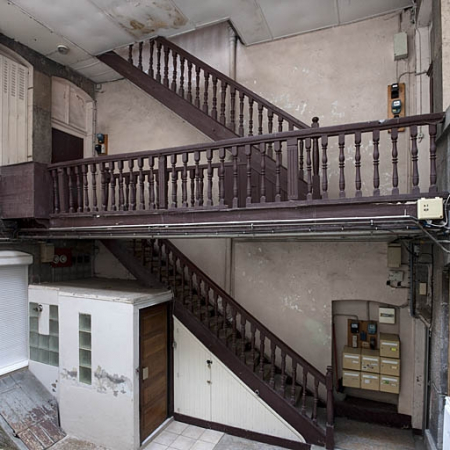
[122,238,334,449]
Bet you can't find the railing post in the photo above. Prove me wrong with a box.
[326,365,335,450]
[311,117,321,199]
[158,155,168,209]
[287,137,299,200]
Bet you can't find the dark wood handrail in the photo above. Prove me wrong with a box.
[155,37,309,130]
[48,113,444,169]
[161,238,326,383]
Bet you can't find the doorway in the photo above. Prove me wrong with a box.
[139,302,169,442]
[51,128,84,163]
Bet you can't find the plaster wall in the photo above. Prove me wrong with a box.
[441,0,450,111]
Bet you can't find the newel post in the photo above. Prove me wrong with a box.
[287,137,299,200]
[311,117,321,199]
[325,365,335,450]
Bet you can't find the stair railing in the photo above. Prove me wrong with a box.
[149,238,334,447]
[121,37,309,138]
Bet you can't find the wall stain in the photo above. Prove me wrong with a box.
[61,368,77,380]
[94,366,132,396]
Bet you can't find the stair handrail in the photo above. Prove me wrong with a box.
[161,238,326,384]
[154,37,309,131]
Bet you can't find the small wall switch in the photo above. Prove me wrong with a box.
[387,244,402,268]
[394,32,408,60]
[419,283,428,296]
[417,197,443,220]
[379,307,396,324]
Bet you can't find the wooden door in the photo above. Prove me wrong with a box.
[140,303,168,442]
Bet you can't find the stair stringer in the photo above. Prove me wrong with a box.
[174,317,309,447]
[174,302,326,447]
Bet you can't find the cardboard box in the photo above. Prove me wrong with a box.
[342,370,361,388]
[361,372,380,391]
[342,346,361,371]
[361,349,380,373]
[380,358,401,377]
[380,375,400,394]
[380,333,400,359]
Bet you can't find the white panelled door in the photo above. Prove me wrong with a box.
[0,54,28,166]
[0,264,29,375]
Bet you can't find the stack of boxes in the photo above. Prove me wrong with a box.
[342,333,400,394]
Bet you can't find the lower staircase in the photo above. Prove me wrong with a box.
[109,239,334,449]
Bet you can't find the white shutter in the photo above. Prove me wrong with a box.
[0,55,28,166]
[0,265,29,375]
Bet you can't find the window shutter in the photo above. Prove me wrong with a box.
[0,55,28,166]
[0,265,29,375]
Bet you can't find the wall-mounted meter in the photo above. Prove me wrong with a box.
[391,100,402,115]
[95,133,108,155]
[387,83,405,125]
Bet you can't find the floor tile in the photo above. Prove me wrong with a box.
[190,441,216,450]
[146,443,169,450]
[182,425,205,440]
[199,430,223,444]
[166,421,189,435]
[170,435,196,450]
[154,431,179,446]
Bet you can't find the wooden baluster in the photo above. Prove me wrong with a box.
[290,363,297,405]
[321,135,329,199]
[411,125,420,194]
[230,87,236,132]
[171,49,177,91]
[75,166,83,212]
[372,129,380,196]
[231,307,237,354]
[288,122,295,131]
[100,163,107,211]
[259,333,265,379]
[428,124,437,193]
[338,134,346,198]
[107,162,114,211]
[211,76,218,120]
[137,42,143,70]
[301,369,308,414]
[195,66,201,109]
[219,148,226,207]
[203,71,209,114]
[118,160,125,210]
[82,164,90,212]
[149,156,155,209]
[222,298,228,336]
[91,164,98,212]
[199,167,204,207]
[306,137,312,201]
[354,131,362,197]
[390,128,399,195]
[267,110,274,158]
[149,39,154,77]
[251,324,256,372]
[190,169,195,207]
[312,378,319,423]
[196,277,202,320]
[206,149,213,207]
[51,170,60,214]
[280,352,286,396]
[232,146,239,208]
[158,155,168,209]
[67,167,75,213]
[248,99,254,136]
[124,173,130,211]
[287,137,299,201]
[128,44,133,64]
[182,153,188,208]
[275,141,282,202]
[138,157,145,210]
[278,115,283,132]
[240,316,246,362]
[156,41,162,82]
[214,292,219,337]
[163,46,170,87]
[219,81,227,124]
[245,144,252,206]
[299,139,304,181]
[194,151,201,207]
[269,342,276,388]
[179,56,185,97]
[258,103,264,135]
[171,154,177,208]
[260,142,266,203]
[239,91,245,136]
[311,117,320,199]
[129,160,136,210]
[187,61,193,103]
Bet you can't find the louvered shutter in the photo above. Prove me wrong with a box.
[0,55,28,166]
[0,265,28,375]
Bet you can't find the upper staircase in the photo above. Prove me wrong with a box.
[103,238,335,449]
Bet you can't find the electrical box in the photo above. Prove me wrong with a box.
[417,197,444,220]
[388,271,404,283]
[387,83,406,122]
[379,307,396,324]
[394,32,408,60]
[387,244,402,268]
[95,133,108,155]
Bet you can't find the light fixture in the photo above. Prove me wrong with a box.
[57,44,70,55]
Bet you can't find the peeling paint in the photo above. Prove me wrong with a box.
[94,367,132,396]
[61,368,77,380]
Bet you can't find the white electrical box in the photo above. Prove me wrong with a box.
[389,271,404,283]
[379,307,396,324]
[394,32,408,60]
[417,197,444,220]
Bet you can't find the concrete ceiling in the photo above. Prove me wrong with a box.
[0,0,413,83]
